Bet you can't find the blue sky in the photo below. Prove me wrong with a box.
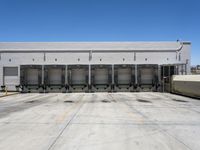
[0,0,199,65]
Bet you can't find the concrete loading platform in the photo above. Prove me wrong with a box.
[0,92,200,150]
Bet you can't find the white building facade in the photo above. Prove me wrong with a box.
[0,41,191,92]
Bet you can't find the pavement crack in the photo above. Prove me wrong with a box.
[47,95,85,150]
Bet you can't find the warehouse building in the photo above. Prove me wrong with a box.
[0,41,191,92]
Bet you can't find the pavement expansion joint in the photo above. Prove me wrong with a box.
[47,95,85,150]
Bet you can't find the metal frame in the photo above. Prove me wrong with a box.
[20,65,43,93]
[67,65,89,92]
[91,65,112,92]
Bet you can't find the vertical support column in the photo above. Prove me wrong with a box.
[63,65,68,92]
[65,65,68,85]
[18,66,20,91]
[185,64,187,75]
[186,59,189,75]
[112,65,114,85]
[88,65,91,91]
[0,54,2,90]
[181,64,183,75]
[135,64,138,85]
[68,67,71,85]
[162,65,164,77]
[41,65,44,92]
[177,65,180,75]
[111,65,114,92]
[2,67,5,86]
[42,65,44,85]
[0,65,3,87]
[168,65,171,92]
[158,65,161,87]
[176,65,180,75]
[88,50,92,92]
[162,65,165,92]
[131,65,134,87]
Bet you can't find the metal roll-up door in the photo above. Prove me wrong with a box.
[26,69,39,85]
[3,67,19,91]
[117,68,132,85]
[48,68,62,85]
[94,68,109,85]
[71,68,87,85]
[140,68,153,85]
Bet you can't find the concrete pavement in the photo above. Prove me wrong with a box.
[0,92,18,98]
[0,92,200,150]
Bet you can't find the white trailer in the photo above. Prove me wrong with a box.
[172,75,200,98]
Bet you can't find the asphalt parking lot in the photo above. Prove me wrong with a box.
[0,92,200,150]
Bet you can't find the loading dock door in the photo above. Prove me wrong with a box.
[71,68,87,85]
[3,67,19,91]
[140,68,153,85]
[117,68,132,85]
[26,69,39,85]
[48,69,62,85]
[94,68,109,85]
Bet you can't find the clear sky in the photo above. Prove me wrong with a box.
[0,0,199,65]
